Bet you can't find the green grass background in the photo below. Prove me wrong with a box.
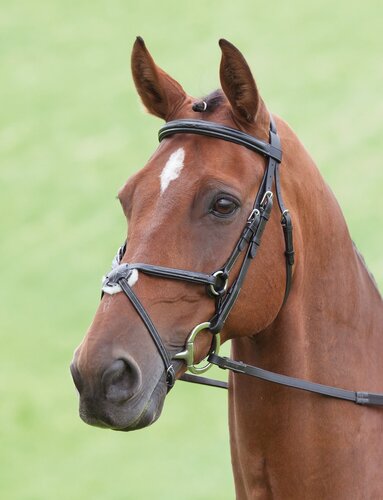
[1,1,382,499]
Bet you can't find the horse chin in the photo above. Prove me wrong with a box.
[114,382,167,432]
[79,377,167,432]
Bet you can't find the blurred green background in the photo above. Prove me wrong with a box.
[1,1,382,499]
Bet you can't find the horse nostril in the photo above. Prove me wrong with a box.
[70,362,83,394]
[101,358,142,403]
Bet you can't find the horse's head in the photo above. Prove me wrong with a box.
[70,38,288,431]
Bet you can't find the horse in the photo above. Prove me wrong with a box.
[70,37,383,499]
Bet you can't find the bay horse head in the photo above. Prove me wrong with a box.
[71,37,383,497]
[71,37,289,430]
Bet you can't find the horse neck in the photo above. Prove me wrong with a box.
[228,116,383,499]
[237,117,383,389]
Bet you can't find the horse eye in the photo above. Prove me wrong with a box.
[211,197,239,217]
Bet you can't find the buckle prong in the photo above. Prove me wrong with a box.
[260,190,273,208]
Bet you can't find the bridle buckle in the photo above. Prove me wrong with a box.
[260,190,273,208]
[247,208,260,222]
[166,365,176,389]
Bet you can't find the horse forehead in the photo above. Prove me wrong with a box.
[155,141,246,200]
[132,143,198,200]
[119,135,257,208]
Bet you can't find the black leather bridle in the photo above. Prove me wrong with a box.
[101,117,383,406]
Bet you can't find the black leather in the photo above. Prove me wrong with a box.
[209,197,274,335]
[208,354,383,406]
[180,373,228,389]
[119,278,176,390]
[105,262,217,288]
[159,119,282,162]
[281,211,294,304]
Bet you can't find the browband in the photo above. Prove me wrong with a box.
[159,119,282,163]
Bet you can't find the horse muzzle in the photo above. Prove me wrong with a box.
[70,354,167,431]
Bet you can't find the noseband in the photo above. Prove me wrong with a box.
[101,117,383,406]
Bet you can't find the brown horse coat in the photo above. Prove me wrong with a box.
[71,38,383,499]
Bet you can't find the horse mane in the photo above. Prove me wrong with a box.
[353,241,381,296]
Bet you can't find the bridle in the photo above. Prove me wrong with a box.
[102,116,290,386]
[101,116,383,406]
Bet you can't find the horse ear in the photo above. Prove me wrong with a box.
[219,39,260,124]
[131,37,186,120]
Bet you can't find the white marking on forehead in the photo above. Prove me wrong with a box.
[101,269,139,295]
[160,147,185,194]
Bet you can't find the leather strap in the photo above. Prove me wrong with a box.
[119,279,176,390]
[210,197,273,334]
[208,354,383,406]
[159,119,282,162]
[105,263,217,287]
[158,116,293,319]
[281,211,294,304]
[179,373,228,389]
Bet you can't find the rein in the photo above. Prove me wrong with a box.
[101,117,383,406]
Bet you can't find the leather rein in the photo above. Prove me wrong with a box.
[101,117,383,407]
